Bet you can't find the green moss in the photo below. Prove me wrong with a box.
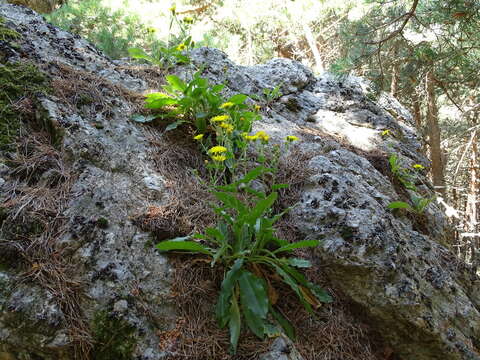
[92,311,137,360]
[0,17,21,42]
[96,217,109,229]
[0,61,48,150]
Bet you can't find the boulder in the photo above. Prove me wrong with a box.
[0,3,479,360]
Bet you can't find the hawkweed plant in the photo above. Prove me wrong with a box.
[156,166,332,353]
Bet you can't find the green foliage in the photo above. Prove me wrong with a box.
[46,0,160,59]
[388,195,433,214]
[156,166,332,353]
[128,7,194,70]
[128,37,191,71]
[262,83,283,107]
[389,154,417,191]
[387,154,433,214]
[141,72,226,133]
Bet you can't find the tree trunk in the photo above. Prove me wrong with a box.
[426,71,446,196]
[302,23,324,73]
[390,44,400,97]
[466,116,479,271]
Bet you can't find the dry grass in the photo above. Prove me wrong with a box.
[0,131,92,358]
[115,64,167,89]
[50,62,146,114]
[135,128,216,238]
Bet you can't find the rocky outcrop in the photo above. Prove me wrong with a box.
[0,3,479,360]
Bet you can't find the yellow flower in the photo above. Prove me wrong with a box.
[183,17,194,24]
[256,131,269,142]
[219,123,234,133]
[211,155,227,162]
[176,43,186,51]
[254,105,261,111]
[193,134,204,140]
[211,115,230,123]
[169,4,176,13]
[208,146,227,154]
[381,129,392,137]
[413,164,425,170]
[219,102,234,109]
[286,135,299,142]
[242,133,258,141]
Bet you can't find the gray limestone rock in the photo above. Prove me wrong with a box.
[0,3,479,360]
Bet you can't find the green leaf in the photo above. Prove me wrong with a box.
[216,259,244,327]
[286,258,312,268]
[271,183,289,190]
[131,114,157,123]
[145,93,178,109]
[246,192,278,225]
[227,94,248,105]
[212,84,225,93]
[387,201,412,210]
[214,192,247,215]
[216,184,237,192]
[236,166,272,185]
[128,47,157,63]
[155,239,212,255]
[242,302,265,338]
[310,284,333,303]
[165,120,184,132]
[238,271,269,318]
[206,227,225,242]
[270,263,312,313]
[273,239,320,254]
[270,306,295,340]
[165,75,187,92]
[229,293,241,354]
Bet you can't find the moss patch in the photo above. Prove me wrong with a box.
[92,311,137,360]
[0,16,21,41]
[0,61,48,150]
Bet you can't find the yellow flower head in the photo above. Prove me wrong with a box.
[183,17,194,24]
[219,102,234,109]
[211,155,227,162]
[210,115,230,123]
[256,131,269,142]
[208,146,228,154]
[176,43,187,51]
[242,133,258,141]
[169,4,176,13]
[381,129,392,137]
[193,134,204,140]
[413,164,425,170]
[219,123,234,133]
[286,135,299,142]
[254,105,261,111]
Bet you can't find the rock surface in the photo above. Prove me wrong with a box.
[0,3,479,360]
